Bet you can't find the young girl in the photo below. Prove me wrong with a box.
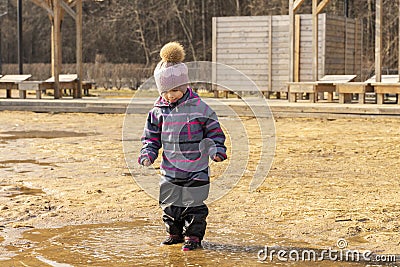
[138,42,227,251]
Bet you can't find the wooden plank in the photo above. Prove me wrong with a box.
[376,0,382,82]
[318,75,356,82]
[219,57,289,65]
[60,0,76,20]
[217,15,289,24]
[0,74,32,82]
[217,42,275,49]
[336,83,373,94]
[212,17,217,96]
[317,0,331,14]
[216,40,270,47]
[76,0,82,98]
[289,0,295,83]
[53,0,61,99]
[217,22,270,28]
[217,54,268,59]
[268,15,273,93]
[216,38,269,44]
[217,47,286,54]
[44,74,78,83]
[217,24,289,33]
[373,85,400,94]
[288,83,315,93]
[216,16,270,22]
[293,0,306,12]
[216,32,268,38]
[216,48,269,54]
[320,14,326,79]
[367,75,399,83]
[216,63,268,69]
[216,59,271,65]
[294,15,300,82]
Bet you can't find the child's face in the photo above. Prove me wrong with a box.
[162,89,184,103]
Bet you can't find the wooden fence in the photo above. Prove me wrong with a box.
[212,14,362,94]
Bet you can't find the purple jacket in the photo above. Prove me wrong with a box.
[138,87,227,181]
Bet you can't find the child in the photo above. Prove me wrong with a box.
[138,42,227,251]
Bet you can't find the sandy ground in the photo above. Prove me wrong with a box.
[0,110,400,258]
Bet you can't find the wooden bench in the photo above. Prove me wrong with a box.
[82,80,95,96]
[41,74,80,98]
[370,75,400,104]
[17,81,43,99]
[0,74,32,98]
[287,75,357,103]
[336,82,374,104]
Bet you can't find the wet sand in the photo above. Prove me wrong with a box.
[0,110,400,265]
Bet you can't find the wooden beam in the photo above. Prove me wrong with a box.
[76,0,82,98]
[268,16,272,90]
[60,0,76,20]
[312,0,318,81]
[289,0,294,82]
[317,0,331,14]
[212,17,217,97]
[294,15,301,82]
[53,0,61,98]
[68,0,77,7]
[375,0,382,82]
[398,0,400,82]
[293,0,306,12]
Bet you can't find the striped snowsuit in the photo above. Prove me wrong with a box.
[139,87,227,239]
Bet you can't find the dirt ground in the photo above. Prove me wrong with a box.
[0,110,400,258]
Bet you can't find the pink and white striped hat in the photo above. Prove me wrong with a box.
[154,42,189,95]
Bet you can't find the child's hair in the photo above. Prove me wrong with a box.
[154,42,189,95]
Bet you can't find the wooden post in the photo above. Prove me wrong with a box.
[375,0,382,83]
[344,17,348,74]
[312,0,318,102]
[267,15,272,98]
[17,0,23,74]
[76,0,83,98]
[312,0,318,82]
[51,22,54,76]
[288,0,294,83]
[399,0,400,82]
[294,15,301,82]
[212,17,218,98]
[53,0,61,99]
[354,19,359,79]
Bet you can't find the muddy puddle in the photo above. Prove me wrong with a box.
[0,219,373,267]
[0,184,44,198]
[0,159,56,168]
[0,131,91,140]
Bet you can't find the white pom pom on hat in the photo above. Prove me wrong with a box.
[154,42,189,95]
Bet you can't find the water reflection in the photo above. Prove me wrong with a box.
[0,220,373,266]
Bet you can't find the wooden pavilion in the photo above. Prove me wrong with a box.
[29,0,83,99]
[289,0,400,84]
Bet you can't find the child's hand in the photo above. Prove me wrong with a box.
[213,155,223,162]
[142,159,152,167]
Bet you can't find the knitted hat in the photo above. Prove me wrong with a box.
[154,42,189,95]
